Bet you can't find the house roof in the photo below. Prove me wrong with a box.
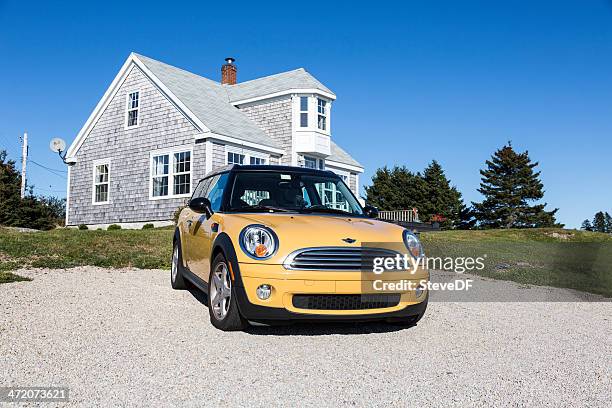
[328,141,363,168]
[225,68,334,103]
[135,54,281,150]
[68,53,361,170]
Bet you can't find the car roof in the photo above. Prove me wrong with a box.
[200,164,338,181]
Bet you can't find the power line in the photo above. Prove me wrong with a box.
[28,159,67,178]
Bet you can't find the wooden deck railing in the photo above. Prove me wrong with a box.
[377,209,420,223]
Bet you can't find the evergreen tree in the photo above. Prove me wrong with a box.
[605,212,612,233]
[472,143,560,229]
[0,150,60,230]
[365,166,427,211]
[581,219,593,231]
[457,204,477,230]
[420,160,464,228]
[0,150,23,226]
[365,162,468,229]
[592,211,607,233]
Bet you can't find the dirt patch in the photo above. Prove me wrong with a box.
[546,231,574,240]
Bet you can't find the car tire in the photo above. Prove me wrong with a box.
[208,253,248,331]
[171,237,188,290]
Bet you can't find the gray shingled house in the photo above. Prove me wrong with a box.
[65,53,364,228]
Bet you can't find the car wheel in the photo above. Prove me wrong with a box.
[208,253,248,331]
[171,238,188,290]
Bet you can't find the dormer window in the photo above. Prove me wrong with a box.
[300,96,309,127]
[126,91,139,128]
[317,98,327,131]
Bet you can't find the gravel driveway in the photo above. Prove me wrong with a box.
[1,267,610,407]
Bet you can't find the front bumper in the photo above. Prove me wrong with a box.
[234,263,429,323]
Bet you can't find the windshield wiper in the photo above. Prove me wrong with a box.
[300,205,353,215]
[237,205,293,213]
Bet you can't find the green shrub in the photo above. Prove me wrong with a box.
[142,223,154,230]
[107,224,121,231]
[78,224,88,230]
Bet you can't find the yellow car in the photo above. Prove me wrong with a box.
[172,165,428,331]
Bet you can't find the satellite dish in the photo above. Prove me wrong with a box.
[49,138,67,153]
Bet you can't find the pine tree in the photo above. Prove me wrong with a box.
[365,166,427,211]
[0,150,22,226]
[605,212,612,233]
[581,219,593,231]
[472,143,560,229]
[420,160,464,228]
[457,204,477,230]
[592,211,607,233]
[0,150,60,230]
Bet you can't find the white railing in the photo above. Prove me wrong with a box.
[377,209,419,223]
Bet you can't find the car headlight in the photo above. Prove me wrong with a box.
[239,225,278,260]
[403,230,424,259]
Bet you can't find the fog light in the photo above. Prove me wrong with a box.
[415,285,425,299]
[256,284,272,300]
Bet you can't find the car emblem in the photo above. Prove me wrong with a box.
[342,238,357,244]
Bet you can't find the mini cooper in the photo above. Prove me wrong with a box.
[172,165,428,331]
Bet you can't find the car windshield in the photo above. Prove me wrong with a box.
[228,171,364,216]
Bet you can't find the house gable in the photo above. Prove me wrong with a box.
[66,63,204,225]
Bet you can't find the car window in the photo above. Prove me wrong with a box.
[191,178,211,200]
[206,173,229,212]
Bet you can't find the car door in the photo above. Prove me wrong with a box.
[186,173,229,283]
[182,178,210,270]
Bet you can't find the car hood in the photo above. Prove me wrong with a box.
[219,213,408,264]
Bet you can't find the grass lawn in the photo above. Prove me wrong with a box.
[0,227,173,283]
[0,226,610,296]
[421,228,612,297]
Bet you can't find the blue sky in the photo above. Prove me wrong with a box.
[1,0,611,228]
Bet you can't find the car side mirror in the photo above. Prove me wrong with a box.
[363,205,379,219]
[189,197,213,217]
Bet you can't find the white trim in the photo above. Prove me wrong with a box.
[326,166,350,181]
[124,89,141,130]
[231,88,336,106]
[324,159,364,173]
[196,132,284,155]
[66,53,209,161]
[92,158,111,205]
[65,166,71,226]
[148,146,194,200]
[205,140,213,174]
[290,95,299,166]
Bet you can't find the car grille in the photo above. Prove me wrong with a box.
[283,247,402,271]
[292,294,401,310]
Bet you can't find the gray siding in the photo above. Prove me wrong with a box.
[212,142,226,169]
[237,96,292,165]
[349,172,357,193]
[67,66,202,226]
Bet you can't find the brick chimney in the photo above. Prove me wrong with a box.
[221,57,237,85]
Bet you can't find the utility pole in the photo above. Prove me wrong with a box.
[20,131,28,198]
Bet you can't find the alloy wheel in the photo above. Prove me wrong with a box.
[210,262,232,320]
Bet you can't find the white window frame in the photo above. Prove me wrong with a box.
[148,147,193,200]
[317,98,328,131]
[303,155,325,170]
[227,151,245,165]
[125,90,140,129]
[92,158,111,205]
[299,96,309,128]
[225,145,269,166]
